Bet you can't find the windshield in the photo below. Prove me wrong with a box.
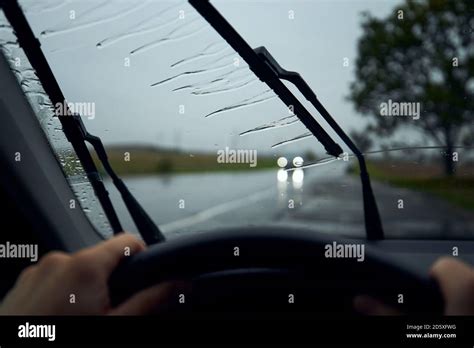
[17,0,474,240]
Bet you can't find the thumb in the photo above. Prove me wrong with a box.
[108,282,177,315]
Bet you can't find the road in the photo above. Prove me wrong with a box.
[105,161,474,240]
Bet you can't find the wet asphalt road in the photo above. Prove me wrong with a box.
[106,161,474,240]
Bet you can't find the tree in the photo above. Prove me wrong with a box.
[349,0,474,176]
[350,130,373,153]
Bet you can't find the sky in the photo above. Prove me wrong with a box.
[22,0,398,158]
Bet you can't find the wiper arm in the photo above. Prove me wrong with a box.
[63,116,166,244]
[189,0,342,158]
[255,47,384,240]
[1,0,165,244]
[190,0,384,240]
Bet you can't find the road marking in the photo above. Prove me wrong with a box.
[161,186,276,233]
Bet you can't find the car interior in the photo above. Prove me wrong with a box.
[0,0,473,317]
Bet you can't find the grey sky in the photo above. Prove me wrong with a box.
[23,0,398,157]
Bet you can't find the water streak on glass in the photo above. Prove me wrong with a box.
[130,17,207,55]
[204,89,277,118]
[240,115,298,136]
[197,50,237,69]
[40,0,149,38]
[173,67,251,92]
[96,1,185,49]
[192,77,257,96]
[171,41,228,68]
[151,63,237,87]
[271,132,312,148]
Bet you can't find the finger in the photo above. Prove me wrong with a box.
[430,257,473,299]
[354,295,401,316]
[430,257,474,315]
[108,282,177,316]
[16,264,38,283]
[77,233,146,274]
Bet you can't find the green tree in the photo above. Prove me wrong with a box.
[349,0,474,176]
[350,130,373,153]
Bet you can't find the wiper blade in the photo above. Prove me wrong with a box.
[189,0,342,158]
[190,0,384,240]
[1,0,165,244]
[63,115,165,244]
[255,47,384,240]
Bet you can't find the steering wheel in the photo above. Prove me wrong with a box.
[109,226,444,314]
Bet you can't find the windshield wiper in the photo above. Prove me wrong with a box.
[64,115,166,244]
[1,0,165,245]
[192,2,342,158]
[190,0,384,240]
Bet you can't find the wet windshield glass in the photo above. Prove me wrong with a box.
[0,8,113,237]
[18,0,474,240]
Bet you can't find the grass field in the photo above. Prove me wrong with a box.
[91,145,277,176]
[358,161,474,211]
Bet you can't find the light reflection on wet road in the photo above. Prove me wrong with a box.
[105,161,346,237]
